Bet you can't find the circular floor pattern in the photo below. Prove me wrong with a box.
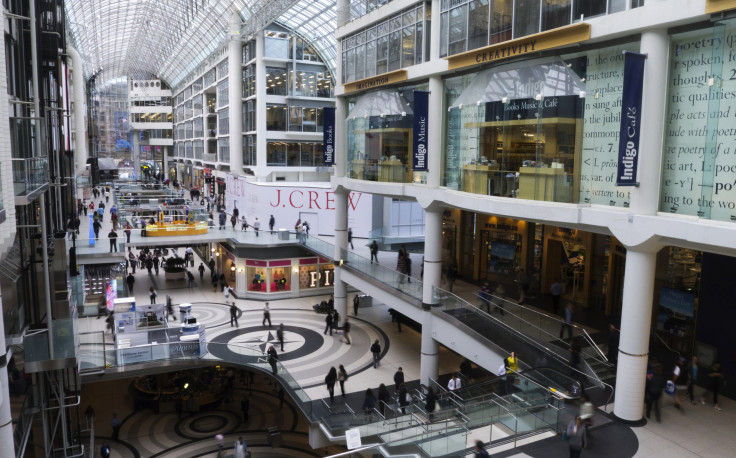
[176,410,242,440]
[205,309,390,387]
[209,325,322,362]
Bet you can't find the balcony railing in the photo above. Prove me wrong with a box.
[12,157,49,196]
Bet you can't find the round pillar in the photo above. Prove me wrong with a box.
[613,249,657,421]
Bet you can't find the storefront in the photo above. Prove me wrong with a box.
[212,243,335,299]
[345,80,429,184]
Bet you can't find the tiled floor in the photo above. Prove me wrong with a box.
[69,189,736,457]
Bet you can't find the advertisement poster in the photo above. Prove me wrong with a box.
[224,176,373,237]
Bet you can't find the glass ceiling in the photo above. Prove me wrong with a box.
[64,0,336,88]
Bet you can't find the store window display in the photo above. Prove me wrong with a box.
[269,267,290,292]
[248,267,267,292]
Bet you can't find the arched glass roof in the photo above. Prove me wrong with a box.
[65,0,336,88]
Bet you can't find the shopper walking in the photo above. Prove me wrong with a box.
[324,310,334,336]
[269,214,275,232]
[108,229,118,252]
[277,323,285,351]
[370,240,379,263]
[342,318,351,344]
[550,278,563,315]
[706,361,724,411]
[425,386,437,422]
[218,211,226,230]
[110,413,122,440]
[393,367,405,393]
[230,213,237,229]
[505,351,518,394]
[370,339,381,368]
[378,383,391,417]
[128,249,136,273]
[123,222,132,243]
[353,294,360,315]
[149,286,157,305]
[93,219,101,239]
[566,416,587,458]
[687,355,701,405]
[126,272,135,294]
[230,302,239,327]
[646,364,665,422]
[362,388,376,418]
[240,215,248,231]
[100,442,111,458]
[560,303,574,341]
[398,383,409,414]
[262,302,271,327]
[253,217,260,236]
[672,356,689,409]
[325,366,337,403]
[267,345,278,375]
[348,227,354,249]
[338,364,348,398]
[198,262,205,280]
[234,437,247,458]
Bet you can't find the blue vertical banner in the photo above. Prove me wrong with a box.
[616,51,646,186]
[323,107,336,166]
[412,90,429,171]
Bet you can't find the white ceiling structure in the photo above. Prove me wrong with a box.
[64,0,337,89]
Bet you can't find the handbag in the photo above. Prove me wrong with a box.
[665,380,676,395]
[405,392,412,403]
[562,430,569,441]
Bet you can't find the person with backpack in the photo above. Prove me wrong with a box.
[149,286,157,304]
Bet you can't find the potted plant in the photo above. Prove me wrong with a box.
[163,256,188,280]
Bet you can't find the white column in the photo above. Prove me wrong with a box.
[430,0,441,61]
[133,130,141,180]
[612,28,669,422]
[613,249,657,421]
[334,97,348,179]
[255,32,268,179]
[333,189,349,319]
[420,208,442,385]
[336,0,350,28]
[163,146,169,180]
[630,28,668,215]
[67,47,87,179]
[427,76,443,188]
[228,13,243,175]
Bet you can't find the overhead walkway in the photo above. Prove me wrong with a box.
[300,235,614,396]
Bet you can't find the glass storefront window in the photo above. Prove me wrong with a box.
[444,59,587,203]
[299,265,318,288]
[248,266,267,292]
[269,266,291,292]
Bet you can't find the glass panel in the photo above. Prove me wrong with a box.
[266,67,288,96]
[388,31,402,71]
[289,107,303,132]
[377,35,389,74]
[608,0,627,13]
[266,105,287,131]
[514,0,540,38]
[448,5,468,56]
[468,0,490,51]
[402,26,415,67]
[304,108,317,132]
[573,0,606,19]
[366,40,377,77]
[217,79,229,108]
[542,0,571,31]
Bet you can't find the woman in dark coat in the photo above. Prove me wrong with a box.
[325,367,337,403]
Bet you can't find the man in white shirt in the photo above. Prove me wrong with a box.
[448,375,462,391]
